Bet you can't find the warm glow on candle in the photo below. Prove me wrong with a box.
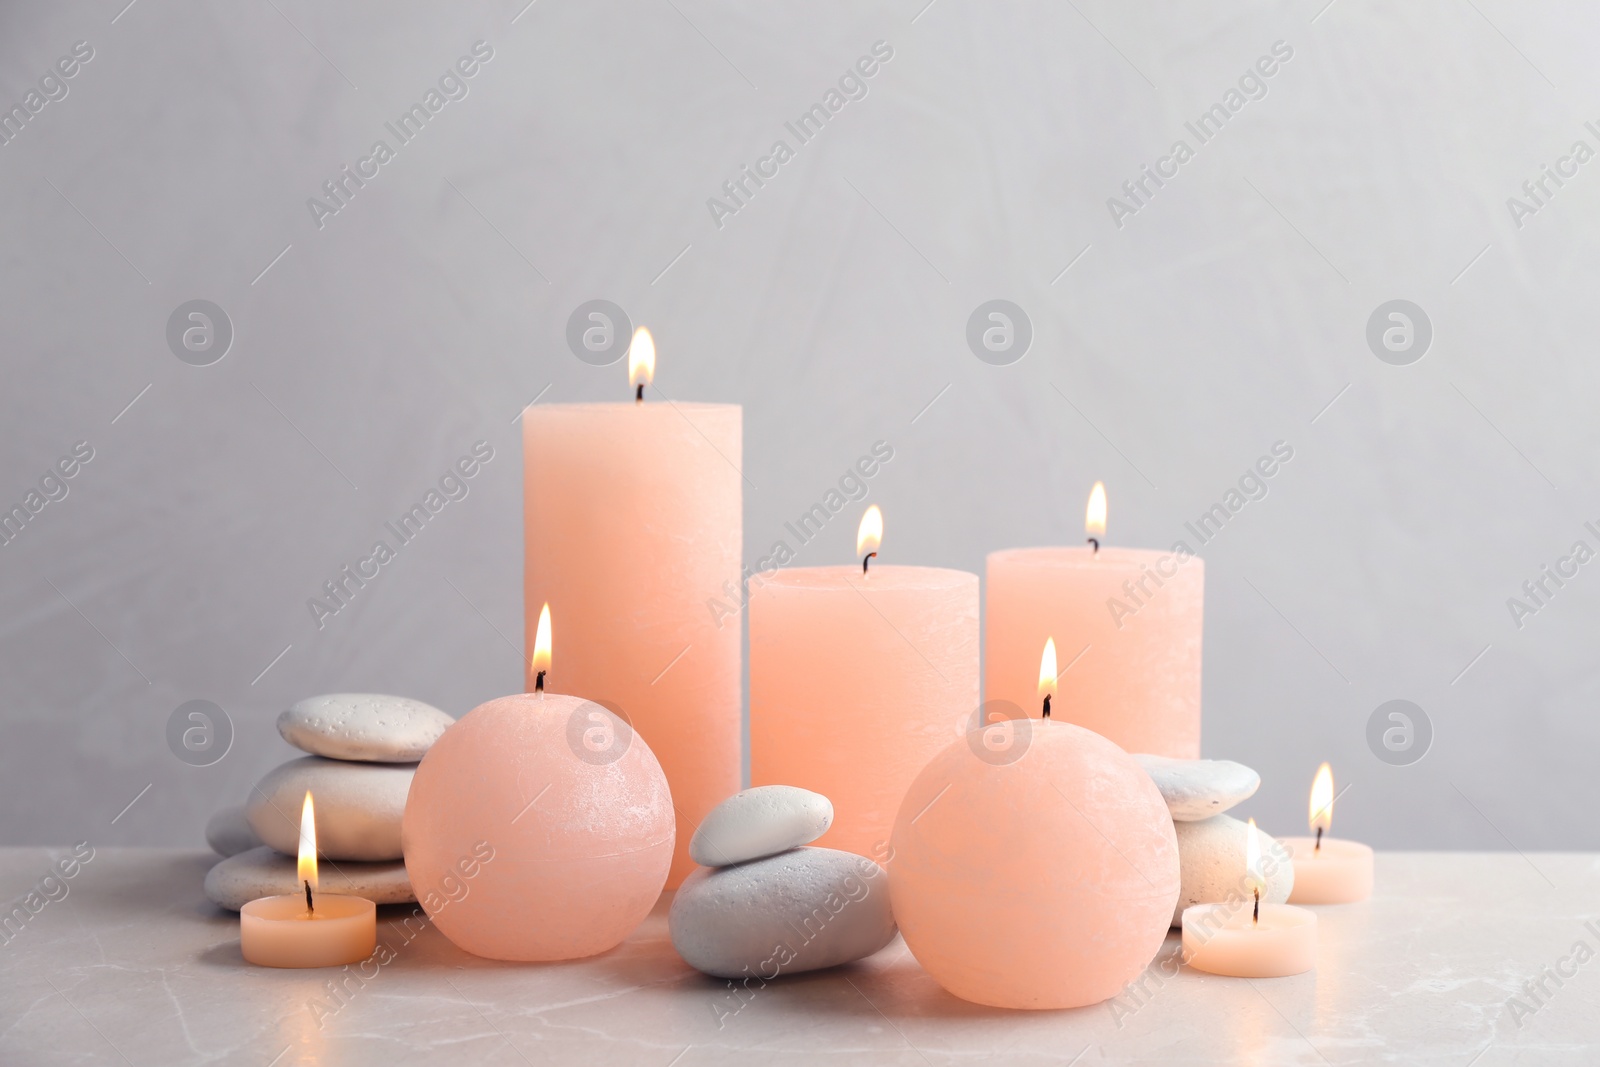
[1085,482,1107,543]
[1245,817,1264,898]
[628,327,656,390]
[298,792,318,892]
[532,602,552,678]
[857,505,883,557]
[1037,638,1057,701]
[1309,762,1334,835]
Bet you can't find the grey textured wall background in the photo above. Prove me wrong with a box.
[2,0,1596,856]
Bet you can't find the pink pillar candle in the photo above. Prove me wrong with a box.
[750,563,978,859]
[240,895,375,968]
[1181,901,1317,977]
[524,400,740,888]
[986,545,1203,757]
[1283,838,1374,904]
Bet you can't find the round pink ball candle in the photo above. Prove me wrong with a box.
[402,691,674,961]
[889,719,1179,1009]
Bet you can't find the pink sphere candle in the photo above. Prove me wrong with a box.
[889,719,1179,1009]
[985,483,1203,758]
[750,509,978,859]
[524,340,739,888]
[402,688,675,961]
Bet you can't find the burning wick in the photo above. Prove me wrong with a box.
[1041,694,1052,719]
[1252,887,1259,925]
[1087,537,1099,553]
[635,382,644,404]
[856,506,883,579]
[532,602,552,700]
[1315,825,1323,853]
[304,879,314,914]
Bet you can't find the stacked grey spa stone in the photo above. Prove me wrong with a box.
[1133,754,1295,926]
[670,785,897,979]
[202,694,453,911]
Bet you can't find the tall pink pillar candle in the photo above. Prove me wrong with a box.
[749,563,979,860]
[986,544,1203,757]
[524,400,741,888]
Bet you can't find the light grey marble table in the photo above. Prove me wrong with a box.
[2,849,1597,1065]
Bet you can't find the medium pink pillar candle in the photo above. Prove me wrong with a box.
[985,485,1202,757]
[1181,901,1317,978]
[524,342,740,888]
[750,510,978,859]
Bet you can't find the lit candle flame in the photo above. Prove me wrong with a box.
[1037,637,1057,713]
[1309,762,1334,835]
[532,602,552,690]
[1085,481,1107,544]
[1245,817,1264,898]
[628,327,656,392]
[857,505,883,558]
[298,791,318,893]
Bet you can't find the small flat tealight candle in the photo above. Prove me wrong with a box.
[1181,819,1316,978]
[1181,900,1317,978]
[241,793,376,969]
[241,893,376,969]
[1284,763,1374,904]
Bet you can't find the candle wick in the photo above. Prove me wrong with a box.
[305,879,314,915]
[1041,694,1051,719]
[534,670,546,694]
[635,383,644,403]
[861,551,877,576]
[1087,537,1099,554]
[1315,826,1322,853]
[1252,888,1259,925]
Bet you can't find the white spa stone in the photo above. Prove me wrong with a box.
[1134,754,1261,821]
[1172,814,1294,927]
[670,847,896,979]
[278,694,454,763]
[689,785,834,867]
[204,846,414,911]
[204,805,260,857]
[246,757,413,862]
